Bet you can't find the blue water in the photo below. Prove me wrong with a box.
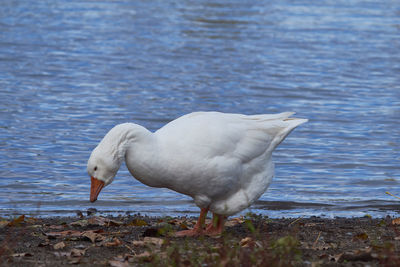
[1,0,399,218]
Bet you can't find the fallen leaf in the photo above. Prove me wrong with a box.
[127,218,148,227]
[82,230,105,243]
[239,237,253,247]
[88,216,123,226]
[69,220,88,227]
[53,241,66,250]
[46,230,82,239]
[305,223,323,227]
[113,255,125,261]
[109,230,130,237]
[124,253,135,263]
[392,218,400,225]
[0,220,10,228]
[353,232,369,241]
[312,243,330,250]
[134,251,153,262]
[49,225,65,230]
[104,237,123,247]
[8,215,25,227]
[225,217,245,227]
[179,222,189,230]
[109,260,130,267]
[68,257,82,264]
[29,224,42,229]
[330,253,343,262]
[239,236,262,248]
[144,237,165,247]
[70,248,86,257]
[132,240,146,247]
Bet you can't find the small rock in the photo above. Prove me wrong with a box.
[87,208,97,216]
[53,241,66,250]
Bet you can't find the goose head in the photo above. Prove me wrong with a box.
[87,144,120,202]
[87,123,151,203]
[87,126,129,202]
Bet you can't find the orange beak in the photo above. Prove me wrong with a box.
[90,176,105,202]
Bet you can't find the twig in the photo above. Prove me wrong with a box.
[386,191,400,200]
[312,231,322,249]
[125,244,136,255]
[289,216,303,226]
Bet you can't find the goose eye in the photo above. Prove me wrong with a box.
[94,166,97,171]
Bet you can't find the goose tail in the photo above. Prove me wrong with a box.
[268,114,308,152]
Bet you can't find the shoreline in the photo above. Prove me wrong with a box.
[1,214,399,266]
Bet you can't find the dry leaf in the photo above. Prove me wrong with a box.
[225,217,245,227]
[125,254,135,263]
[239,237,262,248]
[104,237,123,247]
[144,237,165,247]
[70,248,86,257]
[82,230,105,243]
[109,260,130,267]
[392,218,400,225]
[0,220,10,228]
[167,218,181,225]
[46,230,82,239]
[239,237,253,247]
[305,223,323,227]
[49,225,65,230]
[8,215,25,227]
[69,220,88,227]
[53,241,66,250]
[353,233,369,241]
[134,251,153,261]
[88,216,123,226]
[302,241,337,250]
[68,257,82,264]
[127,219,148,226]
[312,243,330,250]
[330,253,343,262]
[178,222,189,230]
[132,240,146,247]
[132,237,165,247]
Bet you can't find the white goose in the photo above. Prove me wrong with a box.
[87,112,307,236]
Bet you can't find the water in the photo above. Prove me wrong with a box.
[0,0,399,218]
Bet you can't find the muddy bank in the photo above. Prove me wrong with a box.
[1,213,399,266]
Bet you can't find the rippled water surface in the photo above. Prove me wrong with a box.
[1,0,399,218]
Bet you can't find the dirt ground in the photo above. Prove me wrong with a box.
[1,213,399,266]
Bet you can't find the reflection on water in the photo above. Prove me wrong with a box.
[0,0,399,218]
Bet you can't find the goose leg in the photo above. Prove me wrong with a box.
[175,208,208,237]
[205,213,226,236]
